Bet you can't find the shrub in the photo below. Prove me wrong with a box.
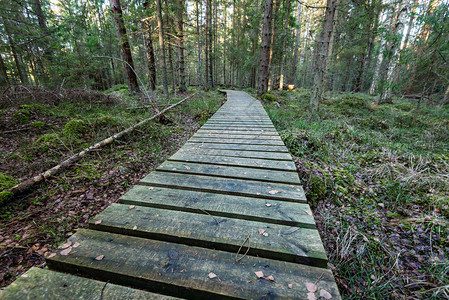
[63,119,88,138]
[260,93,277,102]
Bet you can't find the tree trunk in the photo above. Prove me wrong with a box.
[176,0,187,92]
[156,0,169,96]
[164,0,176,94]
[442,85,449,106]
[379,0,410,103]
[279,0,292,90]
[143,2,157,91]
[110,0,140,93]
[257,0,274,95]
[33,0,53,65]
[3,17,26,84]
[291,3,302,86]
[205,0,213,88]
[322,3,340,93]
[267,0,278,91]
[309,0,339,113]
[0,53,10,86]
[196,0,203,94]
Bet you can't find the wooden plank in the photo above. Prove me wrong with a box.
[157,161,300,185]
[177,147,293,161]
[90,204,327,266]
[168,153,297,171]
[183,142,289,152]
[119,185,315,228]
[200,126,277,132]
[140,172,306,203]
[193,133,282,140]
[196,129,279,136]
[189,138,284,145]
[47,229,341,299]
[201,124,275,129]
[0,267,176,300]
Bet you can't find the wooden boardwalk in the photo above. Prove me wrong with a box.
[1,91,340,299]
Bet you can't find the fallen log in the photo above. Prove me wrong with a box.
[8,94,196,196]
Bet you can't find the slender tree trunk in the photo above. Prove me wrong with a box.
[279,0,292,90]
[223,6,227,85]
[309,0,339,113]
[3,17,25,84]
[156,0,169,96]
[164,0,176,94]
[257,0,274,95]
[291,3,302,86]
[205,0,213,88]
[110,0,140,93]
[442,85,449,106]
[380,0,410,103]
[0,53,10,85]
[196,0,203,94]
[176,0,186,92]
[267,0,278,91]
[322,3,340,93]
[143,2,157,91]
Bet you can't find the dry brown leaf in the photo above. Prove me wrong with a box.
[320,289,332,299]
[94,219,102,225]
[268,190,280,195]
[148,187,154,190]
[262,232,268,237]
[72,242,80,248]
[208,272,217,279]
[129,205,135,209]
[305,210,313,216]
[288,283,293,289]
[306,282,317,293]
[265,203,272,207]
[184,166,191,170]
[47,253,56,258]
[265,275,275,281]
[95,255,105,261]
[132,225,137,230]
[307,293,317,300]
[258,229,266,235]
[60,241,72,249]
[60,247,72,256]
[254,271,264,278]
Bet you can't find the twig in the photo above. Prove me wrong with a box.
[196,207,220,225]
[235,234,251,262]
[99,281,109,300]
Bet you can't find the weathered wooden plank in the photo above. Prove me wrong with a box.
[184,142,289,152]
[206,121,273,125]
[168,153,297,171]
[157,161,300,184]
[189,138,284,145]
[193,133,282,140]
[140,172,306,203]
[200,126,277,132]
[47,229,340,299]
[90,204,327,266]
[177,146,292,161]
[196,129,279,136]
[119,185,315,228]
[0,267,175,300]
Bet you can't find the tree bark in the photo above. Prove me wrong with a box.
[267,0,278,91]
[279,0,292,90]
[206,0,213,88]
[156,0,169,96]
[291,3,302,86]
[3,17,26,84]
[110,0,140,93]
[0,53,10,86]
[257,0,274,95]
[309,0,339,113]
[164,0,176,94]
[196,0,203,94]
[143,2,157,91]
[176,0,187,92]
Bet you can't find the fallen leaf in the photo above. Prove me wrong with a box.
[208,272,217,279]
[47,253,56,258]
[262,232,268,237]
[266,275,275,281]
[288,283,293,289]
[132,225,137,230]
[60,247,72,256]
[255,271,264,278]
[184,166,191,170]
[307,292,317,300]
[243,172,248,175]
[95,255,105,261]
[265,203,272,207]
[258,229,266,235]
[319,289,332,299]
[94,219,102,225]
[73,242,80,248]
[129,205,135,209]
[306,282,317,293]
[60,241,72,249]
[268,190,280,195]
[267,186,272,189]
[148,187,154,190]
[305,210,313,216]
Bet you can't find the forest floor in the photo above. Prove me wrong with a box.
[0,85,225,288]
[258,88,449,299]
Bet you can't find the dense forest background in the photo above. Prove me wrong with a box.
[1,0,448,106]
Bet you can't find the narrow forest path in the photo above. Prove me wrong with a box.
[1,91,340,299]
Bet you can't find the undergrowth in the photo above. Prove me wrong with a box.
[263,90,449,299]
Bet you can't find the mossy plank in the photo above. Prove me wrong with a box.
[0,267,176,300]
[193,133,282,140]
[47,229,340,299]
[90,204,326,265]
[189,138,284,146]
[168,153,296,171]
[197,129,279,136]
[201,126,277,132]
[184,142,289,152]
[157,161,300,184]
[177,147,292,161]
[140,172,306,203]
[119,185,315,227]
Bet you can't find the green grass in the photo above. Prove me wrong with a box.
[262,89,449,298]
